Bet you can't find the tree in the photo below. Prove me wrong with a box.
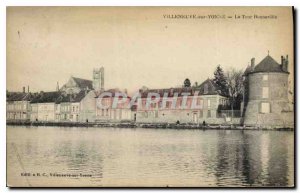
[225,68,243,117]
[213,65,228,96]
[184,78,191,87]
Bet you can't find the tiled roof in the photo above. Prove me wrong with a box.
[253,55,288,73]
[139,79,223,98]
[55,90,90,104]
[195,79,222,95]
[7,92,33,101]
[139,87,194,98]
[55,94,70,104]
[71,90,89,102]
[72,77,93,90]
[95,89,129,98]
[30,91,61,104]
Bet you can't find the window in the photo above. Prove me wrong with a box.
[199,110,203,118]
[106,109,109,116]
[101,109,104,116]
[262,87,269,98]
[207,110,211,118]
[166,101,171,109]
[197,98,203,107]
[155,111,158,118]
[207,99,211,109]
[72,106,75,112]
[152,103,157,108]
[260,102,270,113]
[263,75,268,81]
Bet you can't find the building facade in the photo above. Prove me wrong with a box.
[136,79,229,124]
[7,91,32,121]
[79,90,97,122]
[242,55,294,128]
[95,89,132,122]
[30,91,61,122]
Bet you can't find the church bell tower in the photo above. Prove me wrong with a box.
[93,67,104,91]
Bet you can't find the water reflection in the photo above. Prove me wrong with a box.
[7,126,294,187]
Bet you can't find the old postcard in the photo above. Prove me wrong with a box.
[6,6,294,187]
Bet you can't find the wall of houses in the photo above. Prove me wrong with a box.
[135,95,230,124]
[36,103,56,121]
[95,97,132,122]
[55,104,60,122]
[7,101,30,121]
[79,91,97,122]
[30,103,38,121]
[96,108,132,122]
[60,102,71,121]
[70,102,80,122]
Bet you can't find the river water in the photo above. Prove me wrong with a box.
[7,126,294,187]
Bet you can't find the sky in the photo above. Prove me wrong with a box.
[7,7,294,93]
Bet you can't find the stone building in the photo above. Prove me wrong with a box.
[60,76,93,94]
[57,90,89,122]
[79,90,97,122]
[6,87,32,121]
[56,94,72,122]
[242,54,294,128]
[30,91,61,122]
[70,90,90,122]
[136,79,229,124]
[94,89,132,122]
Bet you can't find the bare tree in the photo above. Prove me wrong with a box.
[225,68,243,117]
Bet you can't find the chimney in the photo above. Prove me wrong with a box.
[285,55,289,72]
[281,56,284,66]
[27,86,29,93]
[251,58,255,70]
[23,86,25,93]
[56,82,59,91]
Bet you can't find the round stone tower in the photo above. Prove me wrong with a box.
[243,55,293,128]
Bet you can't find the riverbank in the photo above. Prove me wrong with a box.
[6,120,294,131]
